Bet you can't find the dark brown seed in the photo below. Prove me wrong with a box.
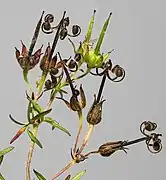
[145,121,157,131]
[44,14,54,23]
[45,79,52,89]
[73,89,80,96]
[63,17,70,27]
[72,25,79,35]
[68,59,76,69]
[74,53,81,62]
[112,65,123,77]
[43,21,51,31]
[60,28,68,40]
[51,67,59,75]
[153,141,161,151]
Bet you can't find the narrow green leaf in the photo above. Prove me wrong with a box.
[27,129,43,148]
[9,114,26,126]
[72,170,86,180]
[44,117,71,136]
[27,101,32,122]
[0,155,4,166]
[94,13,112,55]
[23,69,32,91]
[84,10,96,43]
[27,96,43,113]
[0,173,5,180]
[0,147,14,157]
[33,169,46,180]
[30,109,52,123]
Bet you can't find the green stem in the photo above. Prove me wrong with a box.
[26,125,38,180]
[36,71,48,99]
[23,70,32,92]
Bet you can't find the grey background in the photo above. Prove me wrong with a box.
[0,0,165,179]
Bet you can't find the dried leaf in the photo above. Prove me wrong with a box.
[10,126,27,144]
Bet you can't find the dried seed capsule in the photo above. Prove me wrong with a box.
[98,141,125,157]
[74,53,81,62]
[60,28,68,40]
[44,14,54,23]
[43,21,51,31]
[68,59,76,69]
[87,95,105,125]
[63,17,70,27]
[45,79,52,89]
[72,25,79,35]
[70,96,81,111]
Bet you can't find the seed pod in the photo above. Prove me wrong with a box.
[45,79,52,89]
[74,53,81,62]
[63,17,70,27]
[44,14,54,23]
[98,141,124,157]
[43,21,51,31]
[70,95,81,111]
[60,28,68,40]
[72,25,79,35]
[144,121,157,131]
[68,59,76,69]
[87,95,105,125]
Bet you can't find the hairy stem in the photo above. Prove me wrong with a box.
[26,125,38,180]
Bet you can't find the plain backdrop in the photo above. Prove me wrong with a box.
[0,0,165,180]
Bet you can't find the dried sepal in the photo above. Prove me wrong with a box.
[79,84,86,109]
